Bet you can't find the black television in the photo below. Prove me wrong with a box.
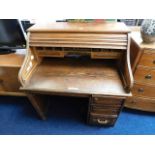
[0,19,26,54]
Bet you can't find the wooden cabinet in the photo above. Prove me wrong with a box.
[125,27,155,112]
[0,52,25,96]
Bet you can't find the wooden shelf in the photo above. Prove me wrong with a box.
[21,58,131,97]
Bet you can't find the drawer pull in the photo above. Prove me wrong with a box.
[97,119,108,125]
[131,100,136,104]
[95,98,98,101]
[153,60,155,64]
[0,79,3,83]
[138,88,144,93]
[145,74,152,79]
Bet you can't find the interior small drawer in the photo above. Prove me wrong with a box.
[134,66,155,85]
[37,50,65,58]
[89,113,117,126]
[91,51,122,59]
[139,51,155,67]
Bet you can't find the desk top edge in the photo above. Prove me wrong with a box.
[28,22,130,33]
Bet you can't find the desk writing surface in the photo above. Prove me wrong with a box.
[21,58,130,97]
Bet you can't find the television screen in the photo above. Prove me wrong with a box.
[0,19,26,49]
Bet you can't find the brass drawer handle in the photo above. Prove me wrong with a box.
[138,88,144,93]
[145,74,152,79]
[97,119,108,125]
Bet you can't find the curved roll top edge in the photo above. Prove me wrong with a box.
[121,33,134,93]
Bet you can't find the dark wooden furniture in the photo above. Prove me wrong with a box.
[125,27,155,112]
[0,51,25,96]
[19,22,133,126]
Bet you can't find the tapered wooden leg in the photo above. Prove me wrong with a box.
[27,93,47,120]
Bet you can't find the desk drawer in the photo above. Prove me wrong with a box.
[89,113,117,126]
[139,51,155,67]
[93,97,122,105]
[134,66,155,85]
[132,83,155,98]
[90,104,120,115]
[125,96,155,112]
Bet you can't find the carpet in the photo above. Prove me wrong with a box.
[0,96,155,135]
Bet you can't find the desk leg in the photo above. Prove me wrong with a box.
[27,93,47,120]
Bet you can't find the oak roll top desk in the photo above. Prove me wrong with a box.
[19,22,133,126]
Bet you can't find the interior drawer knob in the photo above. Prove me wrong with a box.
[153,60,155,64]
[145,74,152,79]
[138,88,144,93]
[97,119,108,125]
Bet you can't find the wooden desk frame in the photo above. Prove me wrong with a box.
[19,22,133,126]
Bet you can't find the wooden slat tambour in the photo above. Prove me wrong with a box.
[30,33,128,39]
[29,32,128,50]
[30,38,127,43]
[29,43,127,49]
[30,41,127,46]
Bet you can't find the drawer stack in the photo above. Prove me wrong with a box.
[88,97,124,126]
[126,49,155,111]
